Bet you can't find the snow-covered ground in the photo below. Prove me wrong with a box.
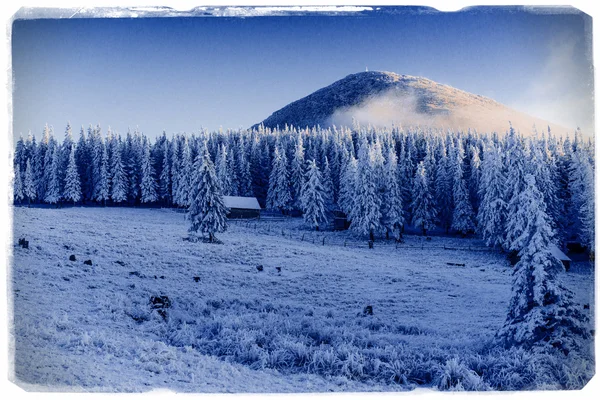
[8,207,595,392]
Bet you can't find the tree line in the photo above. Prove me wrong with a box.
[12,122,594,250]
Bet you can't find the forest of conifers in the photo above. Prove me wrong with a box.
[11,123,594,252]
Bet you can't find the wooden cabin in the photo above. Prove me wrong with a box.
[223,196,261,219]
[332,210,350,231]
[550,244,572,271]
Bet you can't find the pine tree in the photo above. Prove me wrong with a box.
[469,144,482,212]
[63,145,82,204]
[477,143,508,247]
[451,142,475,234]
[226,140,240,196]
[110,140,128,204]
[178,138,193,207]
[266,145,292,212]
[96,142,110,204]
[338,151,357,217]
[60,122,74,194]
[496,174,590,354]
[23,159,36,206]
[140,139,158,203]
[572,151,595,251]
[13,163,24,204]
[159,139,171,204]
[75,127,90,202]
[301,160,328,230]
[411,161,436,236]
[290,134,306,209]
[236,136,253,196]
[435,144,453,232]
[321,156,335,211]
[44,147,61,205]
[381,146,404,239]
[216,143,233,196]
[187,143,228,242]
[351,140,382,241]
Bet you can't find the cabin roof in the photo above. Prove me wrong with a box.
[223,196,261,210]
[549,244,571,262]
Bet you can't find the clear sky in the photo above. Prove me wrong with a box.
[11,6,594,140]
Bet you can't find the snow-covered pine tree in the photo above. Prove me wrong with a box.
[382,145,404,239]
[179,138,193,207]
[23,159,36,206]
[63,145,82,204]
[159,139,171,204]
[140,138,158,203]
[13,163,24,204]
[60,122,74,194]
[75,126,90,202]
[216,143,233,196]
[266,145,292,212]
[338,150,357,217]
[477,143,508,248]
[351,140,383,241]
[110,139,128,203]
[435,143,453,232]
[300,159,328,231]
[572,151,595,251]
[187,142,228,242]
[290,134,306,209]
[504,138,530,251]
[496,174,590,354]
[451,142,475,235]
[236,136,253,197]
[13,134,25,176]
[411,161,436,236]
[44,147,61,205]
[398,140,414,222]
[96,141,110,205]
[226,138,240,196]
[321,156,335,211]
[469,144,482,212]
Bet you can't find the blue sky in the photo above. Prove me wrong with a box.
[11,6,594,140]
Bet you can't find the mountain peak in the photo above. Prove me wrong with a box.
[253,71,569,135]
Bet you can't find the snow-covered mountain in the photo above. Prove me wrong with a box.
[254,71,571,135]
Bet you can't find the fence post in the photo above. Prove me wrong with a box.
[301,233,305,241]
[344,240,347,247]
[322,237,325,246]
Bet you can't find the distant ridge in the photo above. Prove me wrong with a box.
[253,71,572,135]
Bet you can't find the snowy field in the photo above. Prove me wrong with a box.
[9,206,595,392]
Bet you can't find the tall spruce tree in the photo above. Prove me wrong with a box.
[159,139,171,204]
[382,146,404,239]
[63,145,82,204]
[188,143,228,242]
[301,159,328,231]
[411,161,436,236]
[351,140,382,241]
[451,142,476,234]
[23,159,36,206]
[13,164,24,203]
[266,145,292,212]
[477,143,508,247]
[96,142,110,205]
[497,174,590,354]
[110,140,128,204]
[140,139,158,203]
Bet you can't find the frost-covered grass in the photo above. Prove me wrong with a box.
[9,206,595,392]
